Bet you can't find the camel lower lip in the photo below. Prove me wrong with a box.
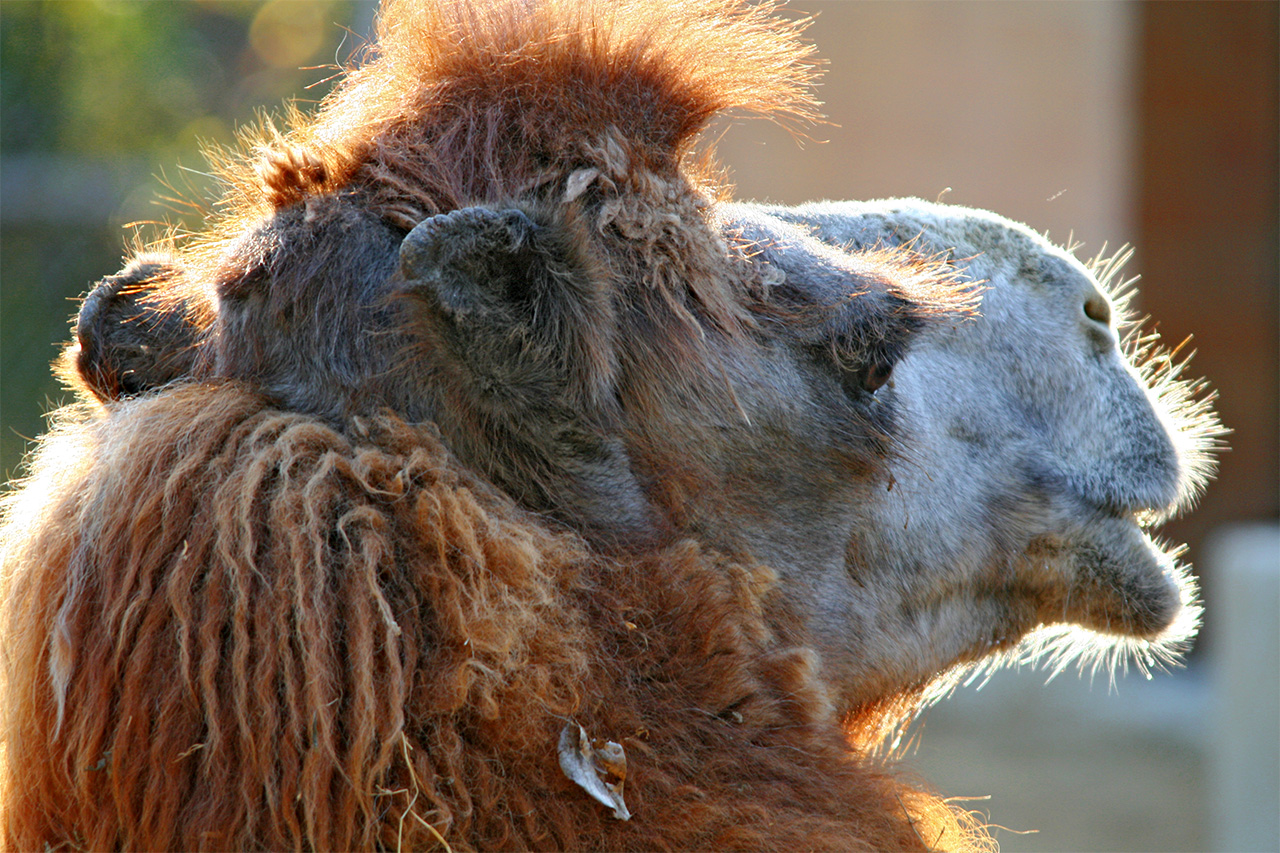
[1072,525,1188,639]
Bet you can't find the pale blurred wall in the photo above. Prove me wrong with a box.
[718,1,1137,253]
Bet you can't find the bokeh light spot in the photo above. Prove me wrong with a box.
[249,0,332,69]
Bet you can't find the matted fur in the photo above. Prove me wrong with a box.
[0,384,985,851]
[225,0,820,218]
[183,0,824,338]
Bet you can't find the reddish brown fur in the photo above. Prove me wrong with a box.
[1,385,985,851]
[190,0,823,334]
[1,1,993,849]
[260,0,818,215]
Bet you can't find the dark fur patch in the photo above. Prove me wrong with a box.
[65,255,208,403]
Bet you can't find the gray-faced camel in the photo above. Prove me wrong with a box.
[0,1,1219,850]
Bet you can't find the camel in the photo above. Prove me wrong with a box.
[0,1,1220,849]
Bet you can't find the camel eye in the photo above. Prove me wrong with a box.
[862,361,893,393]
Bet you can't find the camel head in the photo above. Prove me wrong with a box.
[738,199,1223,710]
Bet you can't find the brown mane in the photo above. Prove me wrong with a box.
[215,0,820,224]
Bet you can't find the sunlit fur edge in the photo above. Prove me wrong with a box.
[906,245,1221,708]
[1087,246,1228,520]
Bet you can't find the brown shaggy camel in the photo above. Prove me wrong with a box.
[0,1,1220,850]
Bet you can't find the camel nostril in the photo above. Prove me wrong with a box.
[1084,295,1111,326]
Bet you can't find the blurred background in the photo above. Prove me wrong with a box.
[1,2,1276,850]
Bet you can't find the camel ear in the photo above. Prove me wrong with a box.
[398,207,541,320]
[396,204,618,408]
[68,255,205,403]
[727,208,975,398]
[396,206,659,547]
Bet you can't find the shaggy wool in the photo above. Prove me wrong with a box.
[0,0,995,849]
[1,384,987,851]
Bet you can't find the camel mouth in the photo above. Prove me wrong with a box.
[1087,476,1184,528]
[1115,503,1180,531]
[1132,507,1166,529]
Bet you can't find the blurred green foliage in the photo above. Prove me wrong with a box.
[1,0,366,481]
